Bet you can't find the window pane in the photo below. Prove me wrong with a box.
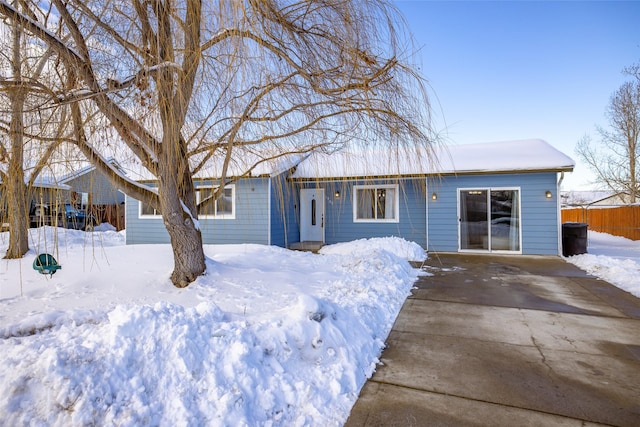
[356,189,375,219]
[459,190,488,250]
[490,190,519,251]
[197,188,216,216]
[141,203,160,216]
[376,189,386,218]
[384,188,395,219]
[216,187,233,215]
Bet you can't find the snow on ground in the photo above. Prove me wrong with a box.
[319,236,427,262]
[0,228,425,426]
[565,230,640,298]
[2,225,635,426]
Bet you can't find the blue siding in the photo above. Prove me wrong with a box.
[125,178,271,245]
[200,178,270,245]
[294,179,427,247]
[427,173,560,255]
[125,190,168,244]
[269,173,299,247]
[125,171,561,255]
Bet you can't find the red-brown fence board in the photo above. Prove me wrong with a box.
[561,206,640,241]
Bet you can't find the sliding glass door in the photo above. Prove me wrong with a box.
[459,188,521,252]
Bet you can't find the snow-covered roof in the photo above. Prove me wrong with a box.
[194,151,309,179]
[59,158,126,184]
[30,176,71,191]
[124,150,310,182]
[562,190,631,206]
[63,139,572,183]
[291,139,575,179]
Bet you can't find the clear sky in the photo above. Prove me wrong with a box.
[394,0,640,191]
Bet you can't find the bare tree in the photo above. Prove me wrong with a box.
[576,69,639,202]
[0,2,70,258]
[1,0,432,287]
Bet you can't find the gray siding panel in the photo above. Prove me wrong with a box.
[64,170,125,205]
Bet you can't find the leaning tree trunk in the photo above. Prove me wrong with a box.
[4,154,30,259]
[4,20,29,259]
[157,132,206,288]
[158,175,206,287]
[4,90,29,259]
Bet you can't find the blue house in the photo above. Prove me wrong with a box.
[124,154,302,247]
[125,139,575,255]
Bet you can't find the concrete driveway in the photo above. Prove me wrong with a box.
[345,254,640,426]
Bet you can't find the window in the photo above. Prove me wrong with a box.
[139,202,161,217]
[197,185,235,218]
[138,185,235,219]
[353,185,398,222]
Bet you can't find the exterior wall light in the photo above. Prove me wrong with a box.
[334,191,340,198]
[431,192,437,200]
[545,190,552,199]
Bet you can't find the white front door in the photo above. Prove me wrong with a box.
[300,188,325,242]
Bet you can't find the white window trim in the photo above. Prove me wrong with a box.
[138,184,236,219]
[138,201,161,219]
[196,184,236,219]
[353,184,400,223]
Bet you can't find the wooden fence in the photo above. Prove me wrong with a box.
[561,205,640,241]
[89,204,125,231]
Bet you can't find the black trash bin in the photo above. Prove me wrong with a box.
[562,222,588,256]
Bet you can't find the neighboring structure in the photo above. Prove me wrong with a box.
[0,178,71,230]
[125,139,575,255]
[561,190,632,207]
[59,158,126,206]
[26,178,72,228]
[59,158,126,229]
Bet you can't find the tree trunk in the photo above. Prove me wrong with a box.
[4,177,29,259]
[5,21,29,259]
[157,143,205,288]
[5,91,29,259]
[158,176,206,288]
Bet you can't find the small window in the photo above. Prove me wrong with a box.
[197,185,235,218]
[353,185,398,222]
[139,185,235,219]
[140,202,161,217]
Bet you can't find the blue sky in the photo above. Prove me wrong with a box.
[394,1,640,190]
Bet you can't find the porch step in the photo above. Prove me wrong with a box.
[289,241,324,253]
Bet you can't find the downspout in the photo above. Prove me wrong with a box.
[267,177,272,246]
[425,177,429,252]
[557,172,565,255]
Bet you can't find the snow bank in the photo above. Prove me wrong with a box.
[566,231,640,298]
[0,230,419,426]
[319,236,427,262]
